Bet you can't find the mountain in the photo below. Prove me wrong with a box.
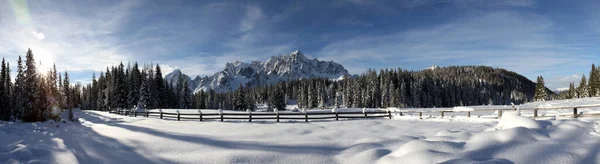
[166,50,351,93]
[164,69,196,91]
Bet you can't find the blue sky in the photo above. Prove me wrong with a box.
[0,0,599,90]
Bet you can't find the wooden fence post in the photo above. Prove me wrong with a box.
[249,112,252,122]
[220,113,224,122]
[399,112,403,116]
[533,109,538,118]
[276,112,280,122]
[335,112,339,121]
[199,112,203,122]
[364,112,368,119]
[305,113,308,122]
[440,111,444,118]
[467,111,471,118]
[145,111,148,117]
[160,111,163,119]
[134,111,137,117]
[574,108,578,118]
[419,112,422,119]
[177,113,180,121]
[497,110,502,119]
[388,111,392,119]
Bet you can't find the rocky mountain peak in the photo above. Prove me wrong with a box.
[166,50,351,93]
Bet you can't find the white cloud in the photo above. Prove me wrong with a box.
[159,64,178,77]
[0,1,138,73]
[239,5,265,32]
[30,31,45,40]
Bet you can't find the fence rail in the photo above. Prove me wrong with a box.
[108,109,392,122]
[107,104,600,122]
[393,104,600,119]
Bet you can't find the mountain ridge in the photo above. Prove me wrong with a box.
[166,50,351,93]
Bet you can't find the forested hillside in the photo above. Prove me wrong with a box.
[197,66,549,111]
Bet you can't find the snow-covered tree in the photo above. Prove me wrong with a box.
[179,76,192,109]
[534,76,547,102]
[578,75,589,98]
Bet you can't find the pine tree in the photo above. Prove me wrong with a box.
[179,76,192,109]
[578,75,589,98]
[138,74,151,109]
[0,58,8,120]
[127,63,142,108]
[567,82,575,99]
[297,83,305,109]
[4,62,12,120]
[23,49,42,122]
[534,76,547,102]
[245,90,256,111]
[13,56,26,120]
[389,82,398,108]
[270,84,286,111]
[234,84,246,110]
[63,71,71,109]
[334,90,341,108]
[308,81,316,108]
[154,64,166,108]
[196,90,206,109]
[590,64,598,97]
[317,81,325,109]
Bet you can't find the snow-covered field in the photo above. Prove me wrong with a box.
[2,98,600,163]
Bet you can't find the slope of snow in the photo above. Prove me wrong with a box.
[2,98,600,163]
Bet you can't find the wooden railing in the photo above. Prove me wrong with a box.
[108,104,600,121]
[109,109,392,122]
[392,104,600,119]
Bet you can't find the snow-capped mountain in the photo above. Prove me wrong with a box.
[165,50,350,93]
[425,65,439,70]
[164,69,197,91]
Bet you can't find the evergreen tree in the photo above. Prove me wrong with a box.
[179,76,192,109]
[578,75,589,98]
[127,63,142,108]
[270,84,286,111]
[23,49,42,122]
[234,84,246,110]
[308,81,316,108]
[13,56,26,120]
[154,64,166,108]
[567,82,575,99]
[0,58,9,120]
[63,71,71,109]
[534,76,547,101]
[590,64,599,97]
[196,90,206,109]
[138,74,151,109]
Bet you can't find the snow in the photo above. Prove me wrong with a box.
[2,99,600,163]
[496,111,542,130]
[188,50,350,93]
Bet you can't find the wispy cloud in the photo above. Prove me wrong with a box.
[318,10,598,89]
[0,0,598,89]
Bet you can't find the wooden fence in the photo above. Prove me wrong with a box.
[393,104,600,119]
[107,104,600,122]
[109,109,392,122]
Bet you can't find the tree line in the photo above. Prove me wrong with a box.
[203,66,544,111]
[5,49,595,123]
[556,64,600,100]
[0,49,79,122]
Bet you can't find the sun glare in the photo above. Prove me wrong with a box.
[30,47,56,75]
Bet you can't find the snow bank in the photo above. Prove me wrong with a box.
[495,111,542,130]
[3,97,600,163]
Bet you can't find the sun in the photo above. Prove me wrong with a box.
[30,47,56,75]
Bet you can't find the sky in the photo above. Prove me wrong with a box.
[0,0,599,90]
